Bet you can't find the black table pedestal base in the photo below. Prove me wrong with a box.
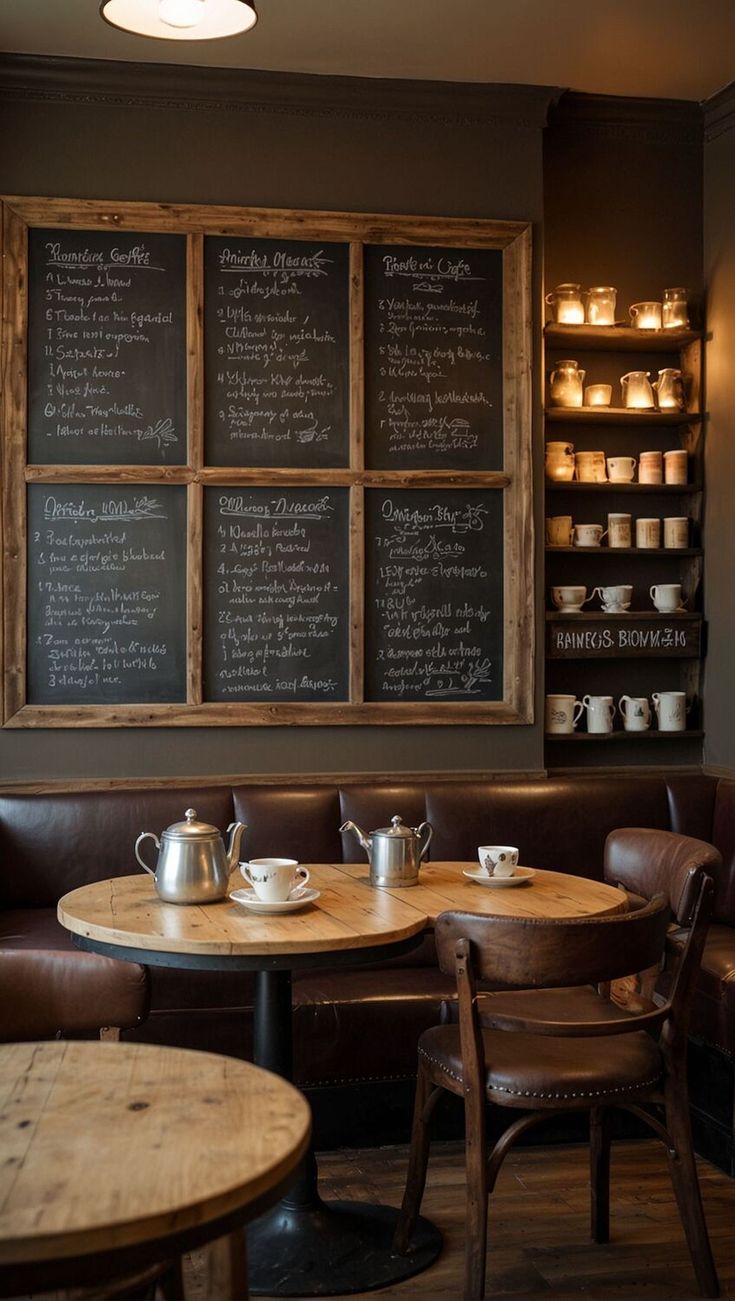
[247,1196,442,1296]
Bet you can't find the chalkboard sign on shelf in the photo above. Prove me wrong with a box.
[28,230,187,466]
[204,237,350,468]
[365,488,503,702]
[364,244,504,470]
[203,486,350,701]
[27,484,187,704]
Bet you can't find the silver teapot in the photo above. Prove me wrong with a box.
[340,814,432,888]
[135,808,247,904]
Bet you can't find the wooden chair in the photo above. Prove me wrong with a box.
[393,881,718,1301]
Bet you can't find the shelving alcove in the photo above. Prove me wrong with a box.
[543,323,705,765]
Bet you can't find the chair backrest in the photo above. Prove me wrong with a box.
[604,828,722,926]
[434,894,671,989]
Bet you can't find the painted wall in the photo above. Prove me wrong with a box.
[703,89,735,774]
[0,58,550,780]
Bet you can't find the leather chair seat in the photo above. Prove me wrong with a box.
[665,923,735,1054]
[418,1021,663,1106]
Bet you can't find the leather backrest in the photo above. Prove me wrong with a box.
[338,785,427,862]
[0,787,235,908]
[604,828,723,926]
[710,779,735,922]
[233,785,342,864]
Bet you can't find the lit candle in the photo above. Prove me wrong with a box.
[662,288,689,329]
[545,283,585,324]
[557,300,585,324]
[629,301,663,329]
[584,384,612,407]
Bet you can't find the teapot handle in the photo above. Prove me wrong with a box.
[135,831,160,876]
[416,821,433,862]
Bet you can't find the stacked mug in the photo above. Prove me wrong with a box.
[546,690,688,734]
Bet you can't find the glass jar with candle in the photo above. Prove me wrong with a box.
[549,360,585,408]
[629,301,663,329]
[653,367,685,411]
[662,288,689,329]
[585,286,617,326]
[545,283,585,325]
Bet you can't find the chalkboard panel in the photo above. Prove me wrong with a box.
[204,237,350,467]
[204,487,350,700]
[28,230,187,465]
[364,244,503,470]
[365,489,503,702]
[27,485,187,704]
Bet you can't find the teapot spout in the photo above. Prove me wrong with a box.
[225,821,247,875]
[339,820,372,859]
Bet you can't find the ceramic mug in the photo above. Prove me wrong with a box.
[664,449,688,485]
[573,523,605,547]
[545,515,573,546]
[582,694,616,734]
[575,450,607,483]
[241,858,310,902]
[652,691,687,732]
[551,585,590,613]
[636,518,662,549]
[638,451,664,485]
[545,694,584,734]
[663,517,689,549]
[619,695,652,732]
[584,383,613,407]
[608,513,632,548]
[650,583,683,613]
[606,456,637,483]
[594,584,633,613]
[477,845,519,878]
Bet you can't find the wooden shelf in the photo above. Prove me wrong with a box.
[545,611,700,621]
[546,546,702,556]
[545,407,701,425]
[545,730,704,742]
[547,481,700,494]
[544,324,703,352]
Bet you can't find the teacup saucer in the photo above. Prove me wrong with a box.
[230,887,320,914]
[462,867,535,888]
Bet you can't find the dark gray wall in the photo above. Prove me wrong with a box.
[703,88,735,773]
[0,58,551,781]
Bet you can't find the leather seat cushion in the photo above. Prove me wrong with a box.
[662,923,735,1054]
[418,1022,663,1105]
[0,909,148,1038]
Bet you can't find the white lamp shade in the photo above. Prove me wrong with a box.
[101,0,257,39]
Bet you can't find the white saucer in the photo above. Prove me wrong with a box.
[462,867,535,888]
[230,887,321,914]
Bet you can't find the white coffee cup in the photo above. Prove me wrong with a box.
[606,456,637,483]
[636,518,661,549]
[241,858,310,902]
[650,583,683,613]
[663,517,689,549]
[478,845,519,878]
[638,451,663,485]
[545,515,573,546]
[594,584,633,613]
[545,694,584,734]
[552,585,590,613]
[608,513,632,548]
[573,523,605,547]
[582,694,616,733]
[619,695,651,732]
[664,449,688,485]
[652,691,686,732]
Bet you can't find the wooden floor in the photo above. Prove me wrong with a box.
[16,1138,735,1299]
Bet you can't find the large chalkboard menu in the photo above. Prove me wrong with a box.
[27,484,187,704]
[2,197,532,727]
[28,229,187,465]
[204,237,349,467]
[204,487,350,701]
[364,244,504,470]
[365,489,503,702]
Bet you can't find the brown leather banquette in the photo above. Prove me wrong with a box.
[2,772,735,1170]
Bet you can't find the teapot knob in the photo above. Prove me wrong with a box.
[185,808,197,821]
[391,815,404,829]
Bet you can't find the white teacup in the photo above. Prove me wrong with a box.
[650,583,683,613]
[478,846,519,878]
[619,695,651,732]
[241,858,310,902]
[552,585,590,613]
[606,456,637,483]
[594,584,633,613]
[573,523,605,547]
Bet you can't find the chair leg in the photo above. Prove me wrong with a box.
[462,1078,488,1301]
[393,1058,434,1254]
[664,1076,719,1298]
[99,1026,121,1042]
[590,1106,611,1244]
[202,1229,248,1301]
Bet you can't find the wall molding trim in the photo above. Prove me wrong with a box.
[0,54,559,130]
[0,769,549,795]
[704,81,735,142]
[549,90,702,143]
[703,764,735,780]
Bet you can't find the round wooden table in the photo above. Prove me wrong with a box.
[0,1039,310,1299]
[58,863,625,1295]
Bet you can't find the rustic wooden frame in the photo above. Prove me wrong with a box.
[0,196,533,727]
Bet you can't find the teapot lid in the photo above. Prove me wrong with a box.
[162,809,220,842]
[373,815,416,839]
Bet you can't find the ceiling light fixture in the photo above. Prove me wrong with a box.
[100,0,257,40]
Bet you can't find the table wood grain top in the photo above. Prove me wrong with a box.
[58,864,625,958]
[0,1040,310,1265]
